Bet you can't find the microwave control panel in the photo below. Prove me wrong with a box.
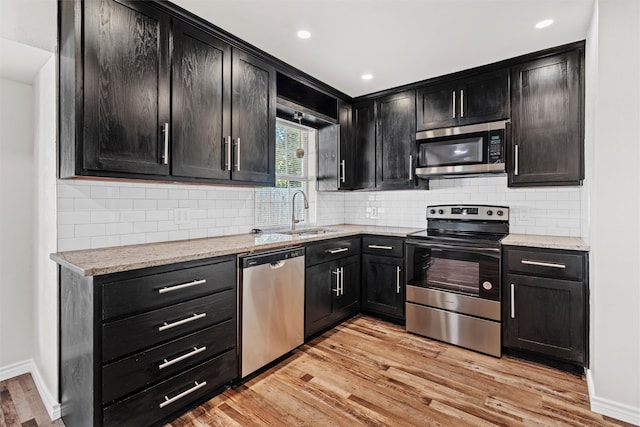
[488,129,504,163]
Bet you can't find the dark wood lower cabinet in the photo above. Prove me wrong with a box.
[362,254,404,320]
[59,256,238,427]
[305,253,361,339]
[502,246,588,367]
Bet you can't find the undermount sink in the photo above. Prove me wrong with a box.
[274,227,342,236]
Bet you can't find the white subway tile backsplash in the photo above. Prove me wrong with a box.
[133,200,157,210]
[120,187,146,199]
[75,223,106,237]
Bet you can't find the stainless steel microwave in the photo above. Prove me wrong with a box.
[415,120,508,178]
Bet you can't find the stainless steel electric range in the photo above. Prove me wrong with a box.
[404,204,509,357]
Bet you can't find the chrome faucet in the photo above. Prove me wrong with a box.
[291,190,309,231]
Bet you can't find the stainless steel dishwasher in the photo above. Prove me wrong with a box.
[239,247,305,378]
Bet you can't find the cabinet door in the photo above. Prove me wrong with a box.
[338,102,356,190]
[333,255,361,319]
[352,100,376,189]
[375,90,416,189]
[459,69,509,126]
[316,124,339,191]
[504,273,586,364]
[83,0,170,176]
[362,254,404,319]
[416,81,457,131]
[231,50,276,185]
[509,49,584,186]
[171,21,231,180]
[305,262,335,338]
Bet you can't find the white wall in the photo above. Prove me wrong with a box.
[587,0,640,424]
[0,78,36,366]
[33,55,58,407]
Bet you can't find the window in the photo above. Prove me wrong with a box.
[254,119,314,228]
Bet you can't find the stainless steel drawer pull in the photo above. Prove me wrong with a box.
[224,136,232,171]
[396,266,401,293]
[158,279,207,295]
[162,123,169,165]
[159,346,207,370]
[510,284,515,319]
[521,260,567,269]
[159,380,207,409]
[235,138,241,171]
[158,313,206,332]
[332,268,340,296]
[409,154,413,180]
[340,160,346,183]
[368,245,393,250]
[452,91,456,118]
[327,247,349,254]
[514,145,519,176]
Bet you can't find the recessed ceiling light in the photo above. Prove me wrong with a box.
[361,74,373,81]
[535,19,554,29]
[297,30,311,39]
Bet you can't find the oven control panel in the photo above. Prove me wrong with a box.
[427,205,509,221]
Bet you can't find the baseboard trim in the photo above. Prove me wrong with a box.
[0,359,61,421]
[587,369,640,426]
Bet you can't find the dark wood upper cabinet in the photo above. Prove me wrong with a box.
[82,0,171,176]
[375,90,416,189]
[60,0,275,186]
[171,20,231,180]
[338,101,357,190]
[352,100,376,189]
[231,50,276,184]
[509,49,584,187]
[416,69,509,131]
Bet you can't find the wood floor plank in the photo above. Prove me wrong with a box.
[1,385,20,427]
[169,314,632,427]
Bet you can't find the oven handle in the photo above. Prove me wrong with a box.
[408,241,500,257]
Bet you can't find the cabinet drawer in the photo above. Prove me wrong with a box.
[505,247,586,281]
[102,290,235,362]
[362,236,404,257]
[102,319,236,403]
[103,350,237,427]
[305,237,361,266]
[102,257,235,320]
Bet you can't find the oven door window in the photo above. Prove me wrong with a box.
[419,134,485,167]
[408,246,500,301]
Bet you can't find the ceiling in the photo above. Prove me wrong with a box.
[0,0,594,97]
[173,0,595,97]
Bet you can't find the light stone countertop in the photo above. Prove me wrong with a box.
[501,234,589,251]
[51,224,422,277]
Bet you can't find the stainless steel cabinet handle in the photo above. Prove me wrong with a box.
[514,145,519,176]
[396,266,401,294]
[452,91,456,118]
[224,136,232,171]
[510,284,515,318]
[340,160,346,183]
[332,268,340,296]
[460,90,464,117]
[521,259,567,269]
[158,279,206,295]
[409,154,413,180]
[327,247,349,254]
[234,138,241,171]
[340,267,344,296]
[158,312,206,332]
[368,245,393,250]
[159,381,207,409]
[162,123,169,165]
[158,346,207,370]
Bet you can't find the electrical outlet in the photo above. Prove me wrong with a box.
[174,208,190,225]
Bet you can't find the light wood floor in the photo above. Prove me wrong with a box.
[0,373,63,427]
[168,315,632,427]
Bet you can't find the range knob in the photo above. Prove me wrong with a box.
[438,209,444,214]
[429,209,436,214]
[497,210,504,216]
[486,210,493,216]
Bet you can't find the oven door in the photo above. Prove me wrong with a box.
[405,241,500,301]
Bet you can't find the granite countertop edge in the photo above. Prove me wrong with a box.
[501,234,589,251]
[50,224,422,277]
